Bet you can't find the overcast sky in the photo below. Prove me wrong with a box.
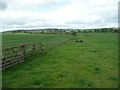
[0,0,119,31]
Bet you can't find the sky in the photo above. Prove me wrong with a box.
[0,0,119,31]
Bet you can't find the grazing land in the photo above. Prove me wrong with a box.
[2,33,71,49]
[2,32,118,88]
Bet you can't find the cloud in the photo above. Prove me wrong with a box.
[3,0,69,11]
[0,0,119,31]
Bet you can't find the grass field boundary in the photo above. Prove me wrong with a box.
[1,36,74,70]
[1,43,44,70]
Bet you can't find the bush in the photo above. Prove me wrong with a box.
[71,31,77,36]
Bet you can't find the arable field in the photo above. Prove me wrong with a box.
[2,33,118,88]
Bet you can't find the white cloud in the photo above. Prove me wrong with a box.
[5,0,67,11]
[0,0,119,31]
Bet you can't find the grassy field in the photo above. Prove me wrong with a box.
[2,33,71,49]
[2,33,118,88]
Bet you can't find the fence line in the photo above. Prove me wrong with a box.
[1,43,45,70]
[1,37,73,70]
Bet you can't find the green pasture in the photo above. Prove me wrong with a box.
[2,33,71,49]
[2,32,118,88]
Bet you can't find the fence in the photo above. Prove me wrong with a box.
[0,36,74,70]
[1,43,45,70]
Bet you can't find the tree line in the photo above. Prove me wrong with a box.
[9,28,119,36]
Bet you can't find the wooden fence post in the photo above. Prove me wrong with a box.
[2,57,5,70]
[20,45,25,59]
